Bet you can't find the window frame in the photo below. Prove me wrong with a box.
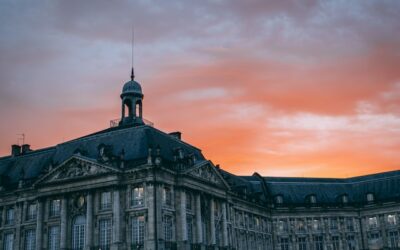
[100,191,112,211]
[49,199,61,217]
[131,185,145,207]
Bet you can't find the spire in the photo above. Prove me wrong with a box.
[131,26,135,81]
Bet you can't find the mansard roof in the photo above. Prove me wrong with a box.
[0,125,205,187]
[232,170,400,205]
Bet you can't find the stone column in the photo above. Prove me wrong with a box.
[85,192,93,250]
[210,198,216,245]
[60,197,68,250]
[112,189,121,249]
[196,194,203,244]
[36,200,44,250]
[222,202,228,247]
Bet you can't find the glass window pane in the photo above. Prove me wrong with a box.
[48,226,60,250]
[99,219,112,249]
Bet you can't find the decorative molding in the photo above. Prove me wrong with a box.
[49,161,107,182]
[35,156,120,185]
[185,162,229,189]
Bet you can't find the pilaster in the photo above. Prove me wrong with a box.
[112,189,122,250]
[210,198,216,245]
[85,192,93,250]
[196,194,203,244]
[60,197,68,250]
[36,200,44,250]
[177,189,187,249]
[222,202,228,247]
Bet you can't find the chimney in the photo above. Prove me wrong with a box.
[21,144,31,154]
[11,144,21,157]
[169,131,182,140]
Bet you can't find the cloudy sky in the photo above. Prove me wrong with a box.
[1,0,400,177]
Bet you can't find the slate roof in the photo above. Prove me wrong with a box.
[1,122,399,205]
[230,171,400,205]
[0,125,205,188]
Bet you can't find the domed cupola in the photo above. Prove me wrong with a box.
[119,68,144,126]
[121,77,143,97]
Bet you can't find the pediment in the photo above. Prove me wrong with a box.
[184,161,229,189]
[36,156,120,185]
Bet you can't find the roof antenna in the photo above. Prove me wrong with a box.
[131,26,135,80]
[17,133,25,145]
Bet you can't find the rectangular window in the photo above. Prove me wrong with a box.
[368,216,378,228]
[24,229,36,250]
[346,235,356,250]
[186,192,192,211]
[50,199,61,217]
[163,187,172,207]
[131,215,145,246]
[131,186,144,207]
[278,237,289,250]
[297,237,307,250]
[330,218,338,230]
[6,208,14,225]
[387,214,397,226]
[312,219,320,230]
[277,220,288,232]
[48,226,60,250]
[100,192,112,210]
[332,236,340,250]
[187,216,193,243]
[314,235,323,250]
[297,220,306,232]
[27,204,37,221]
[389,231,399,248]
[99,219,112,250]
[346,218,354,231]
[4,233,14,250]
[163,215,173,241]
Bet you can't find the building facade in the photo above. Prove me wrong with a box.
[0,70,399,250]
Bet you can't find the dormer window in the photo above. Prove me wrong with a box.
[342,194,349,204]
[275,195,283,204]
[366,193,375,202]
[309,195,317,204]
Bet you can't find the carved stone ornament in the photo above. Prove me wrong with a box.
[47,159,109,183]
[76,195,85,208]
[69,193,86,215]
[188,164,223,186]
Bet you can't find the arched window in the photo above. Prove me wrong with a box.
[72,215,86,250]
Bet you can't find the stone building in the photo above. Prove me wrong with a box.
[0,69,399,250]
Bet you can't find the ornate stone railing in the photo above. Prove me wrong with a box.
[109,118,154,128]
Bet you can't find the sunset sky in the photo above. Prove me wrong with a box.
[1,0,400,177]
